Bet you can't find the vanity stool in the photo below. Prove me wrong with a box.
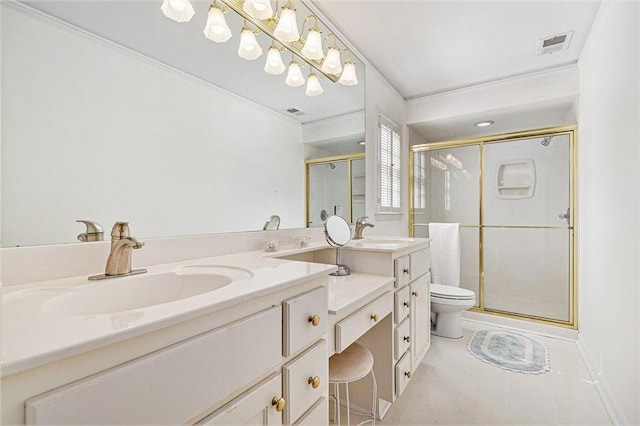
[329,342,377,425]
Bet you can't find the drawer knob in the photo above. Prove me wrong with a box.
[412,291,419,298]
[403,268,410,275]
[404,336,411,343]
[272,397,286,412]
[308,376,320,389]
[370,314,379,322]
[403,301,410,308]
[308,314,320,327]
[405,371,412,379]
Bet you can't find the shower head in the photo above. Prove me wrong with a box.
[540,136,552,147]
[328,163,336,169]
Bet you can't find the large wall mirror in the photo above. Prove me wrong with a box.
[1,0,365,247]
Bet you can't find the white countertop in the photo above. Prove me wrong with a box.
[2,236,429,376]
[1,251,336,376]
[328,273,395,316]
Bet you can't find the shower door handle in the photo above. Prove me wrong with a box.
[558,208,570,225]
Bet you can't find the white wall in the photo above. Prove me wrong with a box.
[364,68,408,236]
[577,1,640,423]
[1,5,304,247]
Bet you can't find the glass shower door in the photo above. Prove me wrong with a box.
[412,145,481,302]
[482,134,572,322]
[307,161,350,227]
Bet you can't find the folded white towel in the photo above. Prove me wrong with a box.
[428,223,460,287]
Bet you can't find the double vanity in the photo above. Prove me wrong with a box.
[1,232,430,424]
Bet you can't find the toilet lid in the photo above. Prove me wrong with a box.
[431,283,475,300]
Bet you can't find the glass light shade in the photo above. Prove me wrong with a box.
[203,5,232,43]
[242,0,273,20]
[274,8,300,42]
[301,29,323,60]
[320,47,342,75]
[161,0,195,23]
[238,28,263,60]
[305,73,324,96]
[264,47,286,75]
[285,61,305,87]
[338,61,358,86]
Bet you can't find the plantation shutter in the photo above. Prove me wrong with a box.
[378,115,402,213]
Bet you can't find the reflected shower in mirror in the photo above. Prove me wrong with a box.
[306,154,365,227]
[0,1,365,247]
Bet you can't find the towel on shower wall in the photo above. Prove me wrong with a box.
[428,223,461,287]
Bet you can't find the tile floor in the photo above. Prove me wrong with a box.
[363,322,610,425]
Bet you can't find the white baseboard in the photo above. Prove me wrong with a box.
[576,337,628,425]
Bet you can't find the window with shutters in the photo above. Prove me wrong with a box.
[378,114,402,214]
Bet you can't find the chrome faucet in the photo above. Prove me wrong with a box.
[353,216,375,240]
[89,222,147,280]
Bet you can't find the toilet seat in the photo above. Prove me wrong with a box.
[430,283,475,300]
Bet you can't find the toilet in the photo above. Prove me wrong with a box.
[428,223,476,339]
[430,284,476,338]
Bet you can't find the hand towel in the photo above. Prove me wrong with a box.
[428,223,460,287]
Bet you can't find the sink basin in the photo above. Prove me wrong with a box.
[44,266,253,316]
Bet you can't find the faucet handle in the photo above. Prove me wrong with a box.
[77,220,104,242]
[111,221,130,240]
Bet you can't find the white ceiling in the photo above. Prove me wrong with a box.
[317,0,602,99]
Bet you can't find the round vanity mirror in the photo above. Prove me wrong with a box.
[263,215,280,231]
[324,215,352,276]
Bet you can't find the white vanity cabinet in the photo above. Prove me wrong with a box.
[395,248,431,380]
[7,279,329,425]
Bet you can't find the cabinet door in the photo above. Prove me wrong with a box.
[410,274,430,372]
[199,373,283,425]
[283,286,328,356]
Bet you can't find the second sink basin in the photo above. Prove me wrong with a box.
[44,265,253,316]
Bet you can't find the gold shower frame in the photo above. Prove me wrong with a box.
[409,125,578,329]
[305,153,365,226]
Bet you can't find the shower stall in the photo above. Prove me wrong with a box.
[410,127,576,327]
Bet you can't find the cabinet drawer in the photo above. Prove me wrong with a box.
[284,286,328,356]
[199,372,283,425]
[294,397,327,426]
[395,352,412,398]
[409,248,430,280]
[394,318,411,360]
[394,255,411,288]
[283,339,328,424]
[335,292,393,353]
[26,307,283,425]
[394,286,411,324]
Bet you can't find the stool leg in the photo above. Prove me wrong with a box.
[370,370,378,425]
[345,382,351,426]
[336,382,341,426]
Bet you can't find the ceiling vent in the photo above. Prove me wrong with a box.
[537,31,573,55]
[286,108,305,116]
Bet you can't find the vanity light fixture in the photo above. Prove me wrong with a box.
[285,60,305,87]
[161,0,359,96]
[203,2,232,43]
[161,0,195,22]
[305,72,324,96]
[242,0,273,20]
[264,45,286,75]
[238,25,263,60]
[475,120,495,127]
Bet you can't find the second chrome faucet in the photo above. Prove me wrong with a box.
[353,216,374,240]
[89,222,147,280]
